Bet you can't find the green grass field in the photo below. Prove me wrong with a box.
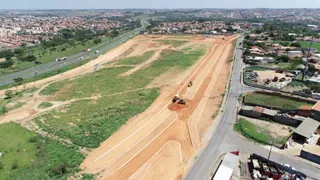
[118,51,155,65]
[234,118,287,146]
[40,48,206,100]
[299,41,320,51]
[0,122,84,179]
[36,45,206,148]
[245,93,314,110]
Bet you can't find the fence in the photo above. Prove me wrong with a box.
[243,68,320,100]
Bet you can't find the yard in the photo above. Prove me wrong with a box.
[235,117,292,147]
[245,93,314,110]
[0,122,84,180]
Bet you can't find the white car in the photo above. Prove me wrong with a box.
[281,163,296,170]
[79,57,84,60]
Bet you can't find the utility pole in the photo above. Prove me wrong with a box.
[302,36,314,81]
[267,145,273,161]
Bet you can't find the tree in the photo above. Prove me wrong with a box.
[243,49,251,56]
[290,42,301,47]
[110,30,119,38]
[14,48,24,55]
[25,55,37,62]
[0,59,13,68]
[5,90,14,99]
[93,38,102,44]
[277,55,290,62]
[13,77,23,86]
[245,35,250,40]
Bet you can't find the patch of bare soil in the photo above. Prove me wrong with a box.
[244,116,293,138]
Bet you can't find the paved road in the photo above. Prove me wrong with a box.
[0,25,144,86]
[184,37,320,180]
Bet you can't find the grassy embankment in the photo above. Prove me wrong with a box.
[245,93,314,110]
[0,57,93,91]
[0,122,84,180]
[35,45,207,148]
[234,118,287,147]
[0,37,111,76]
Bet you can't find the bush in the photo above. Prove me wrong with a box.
[13,77,24,85]
[0,59,13,68]
[11,160,18,170]
[93,38,102,44]
[0,161,4,170]
[302,89,312,94]
[5,90,14,99]
[277,55,290,62]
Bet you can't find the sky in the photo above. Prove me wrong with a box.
[1,0,320,9]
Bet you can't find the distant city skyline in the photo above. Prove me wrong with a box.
[1,0,320,9]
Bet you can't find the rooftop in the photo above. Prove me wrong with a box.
[294,118,320,139]
[312,101,320,112]
[213,152,239,180]
[299,105,313,111]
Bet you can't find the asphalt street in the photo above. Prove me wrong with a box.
[184,37,320,180]
[0,27,142,85]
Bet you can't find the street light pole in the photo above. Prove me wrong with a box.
[302,36,314,81]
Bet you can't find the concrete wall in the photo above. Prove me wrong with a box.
[300,150,320,165]
[273,115,302,127]
[310,110,320,122]
[240,109,262,118]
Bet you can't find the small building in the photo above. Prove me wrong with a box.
[297,105,312,117]
[288,51,303,58]
[212,152,239,180]
[300,144,320,165]
[293,118,320,143]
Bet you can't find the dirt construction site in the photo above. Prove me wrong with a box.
[0,34,237,179]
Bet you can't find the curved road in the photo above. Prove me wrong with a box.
[184,37,320,180]
[0,25,145,86]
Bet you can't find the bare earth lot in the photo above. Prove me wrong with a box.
[0,34,237,179]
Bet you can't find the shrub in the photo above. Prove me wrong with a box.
[0,59,13,68]
[11,160,18,170]
[5,90,14,99]
[302,89,312,94]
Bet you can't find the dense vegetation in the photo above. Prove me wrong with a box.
[0,122,84,179]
